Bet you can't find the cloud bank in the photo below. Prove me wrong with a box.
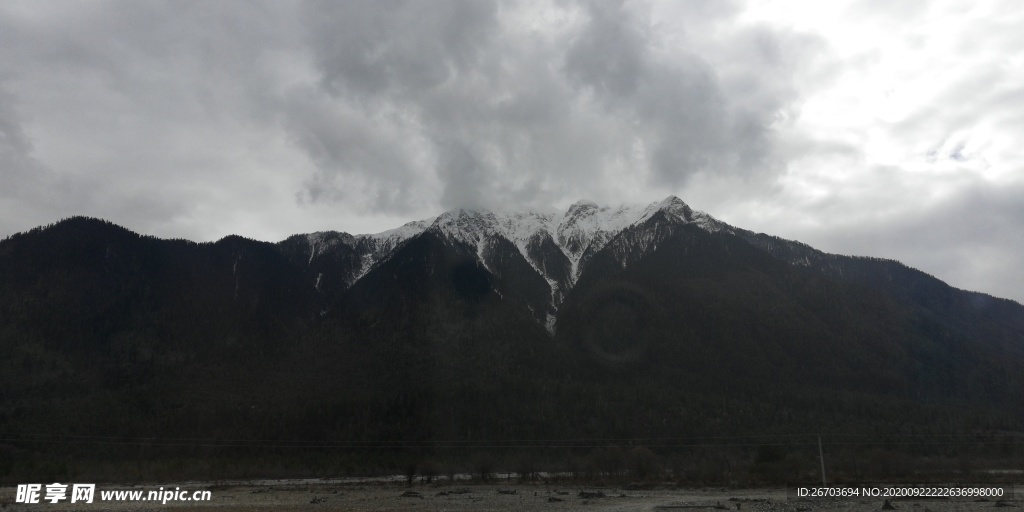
[1,0,1022,303]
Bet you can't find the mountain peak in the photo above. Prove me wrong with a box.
[430,208,501,245]
[566,199,599,216]
[651,195,693,222]
[318,198,730,320]
[366,218,434,242]
[659,195,687,208]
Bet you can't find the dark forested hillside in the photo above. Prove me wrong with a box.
[2,212,1023,483]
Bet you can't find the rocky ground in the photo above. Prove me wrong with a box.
[1,480,1017,511]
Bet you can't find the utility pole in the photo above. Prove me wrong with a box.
[818,435,827,486]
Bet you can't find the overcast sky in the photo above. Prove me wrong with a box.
[1,0,1022,303]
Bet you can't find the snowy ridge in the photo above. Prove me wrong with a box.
[652,195,732,233]
[429,208,504,246]
[294,218,434,286]
[422,198,726,284]
[427,208,561,283]
[554,195,731,278]
[556,199,658,280]
[299,196,728,333]
[415,196,729,332]
[369,218,436,244]
[302,231,356,267]
[350,218,435,282]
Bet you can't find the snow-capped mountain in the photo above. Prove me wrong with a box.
[427,196,729,278]
[6,201,1024,464]
[283,196,731,331]
[270,193,1024,345]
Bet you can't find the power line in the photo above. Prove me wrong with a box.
[3,431,1021,450]
[6,430,1019,443]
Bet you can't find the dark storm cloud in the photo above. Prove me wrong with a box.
[283,85,428,211]
[564,1,649,98]
[289,0,801,210]
[306,0,498,98]
[0,86,35,191]
[0,82,73,232]
[1,0,809,233]
[0,92,42,239]
[0,1,305,238]
[5,0,1018,303]
[563,1,764,186]
[792,176,1024,303]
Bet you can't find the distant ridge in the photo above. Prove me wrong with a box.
[2,198,1023,481]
